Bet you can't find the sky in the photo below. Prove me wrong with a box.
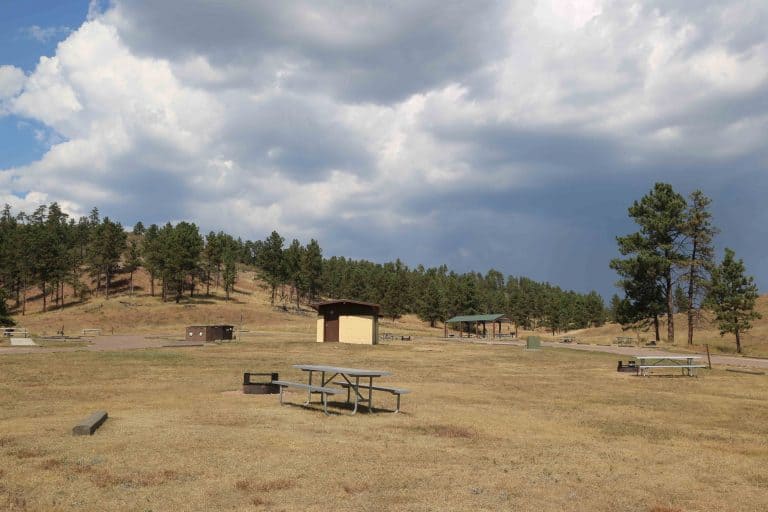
[0,0,766,299]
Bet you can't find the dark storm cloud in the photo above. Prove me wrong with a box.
[4,0,768,299]
[217,91,371,181]
[107,0,507,102]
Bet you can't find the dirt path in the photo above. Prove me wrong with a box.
[0,335,181,355]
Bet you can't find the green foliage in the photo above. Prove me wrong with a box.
[680,190,717,344]
[0,288,13,326]
[707,248,761,353]
[611,183,688,341]
[0,203,606,332]
[158,222,204,303]
[673,285,689,313]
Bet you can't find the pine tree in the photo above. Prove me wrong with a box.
[257,231,285,305]
[142,224,162,297]
[681,190,717,345]
[222,250,237,301]
[611,183,687,342]
[673,285,689,313]
[707,248,761,354]
[301,239,323,302]
[124,238,142,296]
[0,288,13,326]
[89,217,127,299]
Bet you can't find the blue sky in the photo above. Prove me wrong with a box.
[1,0,767,299]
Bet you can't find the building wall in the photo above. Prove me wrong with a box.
[338,315,377,345]
[316,317,324,343]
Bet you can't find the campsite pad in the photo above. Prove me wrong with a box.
[10,338,37,346]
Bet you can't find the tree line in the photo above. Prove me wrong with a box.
[610,183,760,353]
[0,203,607,333]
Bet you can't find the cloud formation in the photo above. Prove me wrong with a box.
[1,0,767,295]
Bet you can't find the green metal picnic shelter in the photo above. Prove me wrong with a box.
[444,314,512,338]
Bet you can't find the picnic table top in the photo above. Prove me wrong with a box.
[633,355,702,360]
[293,364,392,377]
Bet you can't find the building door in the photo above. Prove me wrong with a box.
[324,310,339,342]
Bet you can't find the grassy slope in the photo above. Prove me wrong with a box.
[5,268,768,355]
[4,267,435,339]
[565,296,768,357]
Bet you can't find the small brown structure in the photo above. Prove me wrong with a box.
[186,325,234,342]
[313,300,379,345]
[243,372,280,394]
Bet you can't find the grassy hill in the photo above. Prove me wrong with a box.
[4,267,437,340]
[5,267,767,356]
[564,296,768,357]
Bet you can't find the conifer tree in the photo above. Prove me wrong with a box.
[681,190,717,345]
[257,231,285,305]
[301,239,323,302]
[707,248,761,354]
[611,183,687,342]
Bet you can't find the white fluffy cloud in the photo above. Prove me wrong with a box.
[2,0,767,294]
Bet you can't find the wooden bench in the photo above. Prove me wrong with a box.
[271,380,342,415]
[82,328,101,336]
[615,336,635,346]
[334,381,411,413]
[638,365,707,376]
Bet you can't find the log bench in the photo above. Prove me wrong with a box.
[334,381,411,413]
[271,380,342,415]
[72,410,108,436]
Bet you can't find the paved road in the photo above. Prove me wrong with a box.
[435,337,768,370]
[3,334,768,370]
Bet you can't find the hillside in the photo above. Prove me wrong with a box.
[564,296,768,357]
[3,267,439,339]
[4,266,767,356]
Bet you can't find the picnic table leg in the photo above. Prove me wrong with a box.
[279,385,285,405]
[351,376,360,415]
[322,392,330,416]
[304,371,314,405]
[367,376,373,413]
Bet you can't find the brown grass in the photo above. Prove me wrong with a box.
[236,478,296,493]
[2,291,768,510]
[567,296,768,357]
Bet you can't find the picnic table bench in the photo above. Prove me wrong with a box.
[633,355,706,376]
[271,380,342,415]
[334,381,411,413]
[560,336,576,343]
[615,336,635,346]
[82,328,101,336]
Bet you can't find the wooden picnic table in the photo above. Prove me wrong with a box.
[633,355,705,376]
[292,364,393,414]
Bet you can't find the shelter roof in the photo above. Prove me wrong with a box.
[311,299,380,310]
[445,314,509,323]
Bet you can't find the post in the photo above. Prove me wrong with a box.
[706,344,712,370]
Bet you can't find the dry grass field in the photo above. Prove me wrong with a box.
[1,335,767,511]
